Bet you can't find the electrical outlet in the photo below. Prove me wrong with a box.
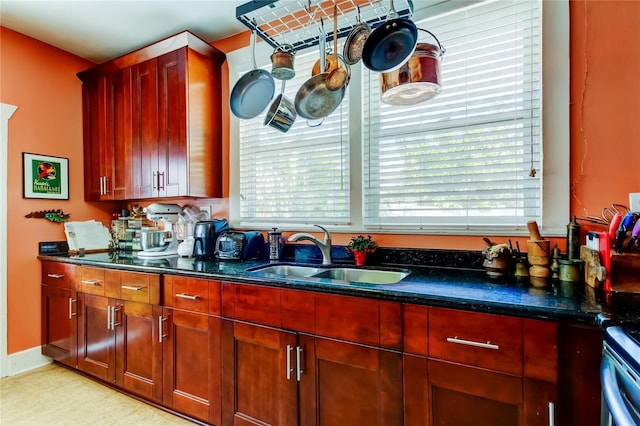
[630,193,640,212]
[199,205,212,218]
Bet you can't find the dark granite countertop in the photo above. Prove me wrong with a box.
[38,250,640,324]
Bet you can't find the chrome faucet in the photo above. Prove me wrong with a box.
[288,225,332,265]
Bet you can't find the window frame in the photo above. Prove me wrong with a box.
[228,0,569,236]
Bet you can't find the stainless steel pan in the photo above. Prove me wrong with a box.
[230,29,275,119]
[295,23,346,120]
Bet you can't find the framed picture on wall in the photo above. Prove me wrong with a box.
[22,152,69,200]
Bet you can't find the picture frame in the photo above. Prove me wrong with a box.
[22,152,69,200]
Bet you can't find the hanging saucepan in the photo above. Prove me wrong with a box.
[380,29,446,106]
[361,0,418,72]
[270,43,296,80]
[264,80,297,133]
[295,23,346,120]
[230,29,276,119]
[343,6,370,65]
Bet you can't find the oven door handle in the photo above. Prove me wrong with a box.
[601,356,637,426]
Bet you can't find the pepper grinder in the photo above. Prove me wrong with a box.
[550,245,561,280]
[566,216,581,261]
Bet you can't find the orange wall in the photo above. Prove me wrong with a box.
[1,0,639,355]
[1,28,118,354]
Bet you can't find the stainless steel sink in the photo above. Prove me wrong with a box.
[312,268,409,285]
[248,264,410,284]
[247,264,324,277]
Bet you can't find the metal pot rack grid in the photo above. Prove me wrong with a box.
[236,0,414,51]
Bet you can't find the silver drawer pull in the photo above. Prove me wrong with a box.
[176,293,199,300]
[121,285,145,291]
[47,273,64,279]
[446,336,499,350]
[81,280,101,285]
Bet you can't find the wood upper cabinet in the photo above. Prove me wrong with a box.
[77,31,225,201]
[41,262,78,368]
[79,70,130,201]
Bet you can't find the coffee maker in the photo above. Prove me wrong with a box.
[193,219,229,259]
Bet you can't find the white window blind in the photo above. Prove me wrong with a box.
[363,0,542,232]
[238,50,350,225]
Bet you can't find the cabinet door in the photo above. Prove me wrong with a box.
[41,285,77,368]
[115,300,163,402]
[163,308,221,425]
[111,67,132,199]
[81,74,114,201]
[131,58,159,199]
[77,293,115,381]
[428,359,523,426]
[299,335,403,426]
[221,320,298,426]
[157,49,187,197]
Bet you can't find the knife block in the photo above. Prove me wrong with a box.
[610,253,640,293]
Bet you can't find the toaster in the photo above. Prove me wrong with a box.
[215,231,266,261]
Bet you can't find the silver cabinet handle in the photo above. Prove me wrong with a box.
[104,177,110,194]
[158,316,168,343]
[68,298,77,320]
[175,293,199,300]
[157,171,165,191]
[111,305,121,328]
[107,305,112,330]
[81,280,101,286]
[99,176,104,195]
[47,273,64,279]
[296,346,303,382]
[446,336,499,350]
[286,344,294,380]
[548,401,555,426]
[121,285,145,291]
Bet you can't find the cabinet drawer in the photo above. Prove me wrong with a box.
[119,271,160,304]
[79,267,106,296]
[429,307,523,375]
[41,262,75,289]
[168,276,210,314]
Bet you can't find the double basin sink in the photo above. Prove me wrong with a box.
[247,263,410,285]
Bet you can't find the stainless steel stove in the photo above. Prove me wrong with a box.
[601,325,640,426]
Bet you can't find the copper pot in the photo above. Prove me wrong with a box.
[380,29,445,106]
[271,44,296,80]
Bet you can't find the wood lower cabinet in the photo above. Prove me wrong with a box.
[76,268,163,402]
[162,275,222,425]
[221,281,404,426]
[41,262,78,368]
[299,335,403,426]
[403,305,558,426]
[221,320,298,425]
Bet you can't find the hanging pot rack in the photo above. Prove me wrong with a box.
[236,0,414,51]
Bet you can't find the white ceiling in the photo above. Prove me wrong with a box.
[0,0,249,63]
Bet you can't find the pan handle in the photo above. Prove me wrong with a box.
[418,28,446,56]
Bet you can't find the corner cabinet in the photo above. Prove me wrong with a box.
[77,31,226,201]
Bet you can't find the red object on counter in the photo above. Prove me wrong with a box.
[598,231,612,291]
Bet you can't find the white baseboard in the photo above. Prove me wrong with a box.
[7,346,52,376]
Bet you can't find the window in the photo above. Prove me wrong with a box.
[229,0,568,236]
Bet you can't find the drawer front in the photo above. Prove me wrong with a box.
[41,262,75,289]
[429,307,523,375]
[170,276,209,314]
[79,267,106,296]
[120,271,160,304]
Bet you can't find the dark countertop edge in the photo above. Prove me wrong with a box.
[38,255,600,324]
